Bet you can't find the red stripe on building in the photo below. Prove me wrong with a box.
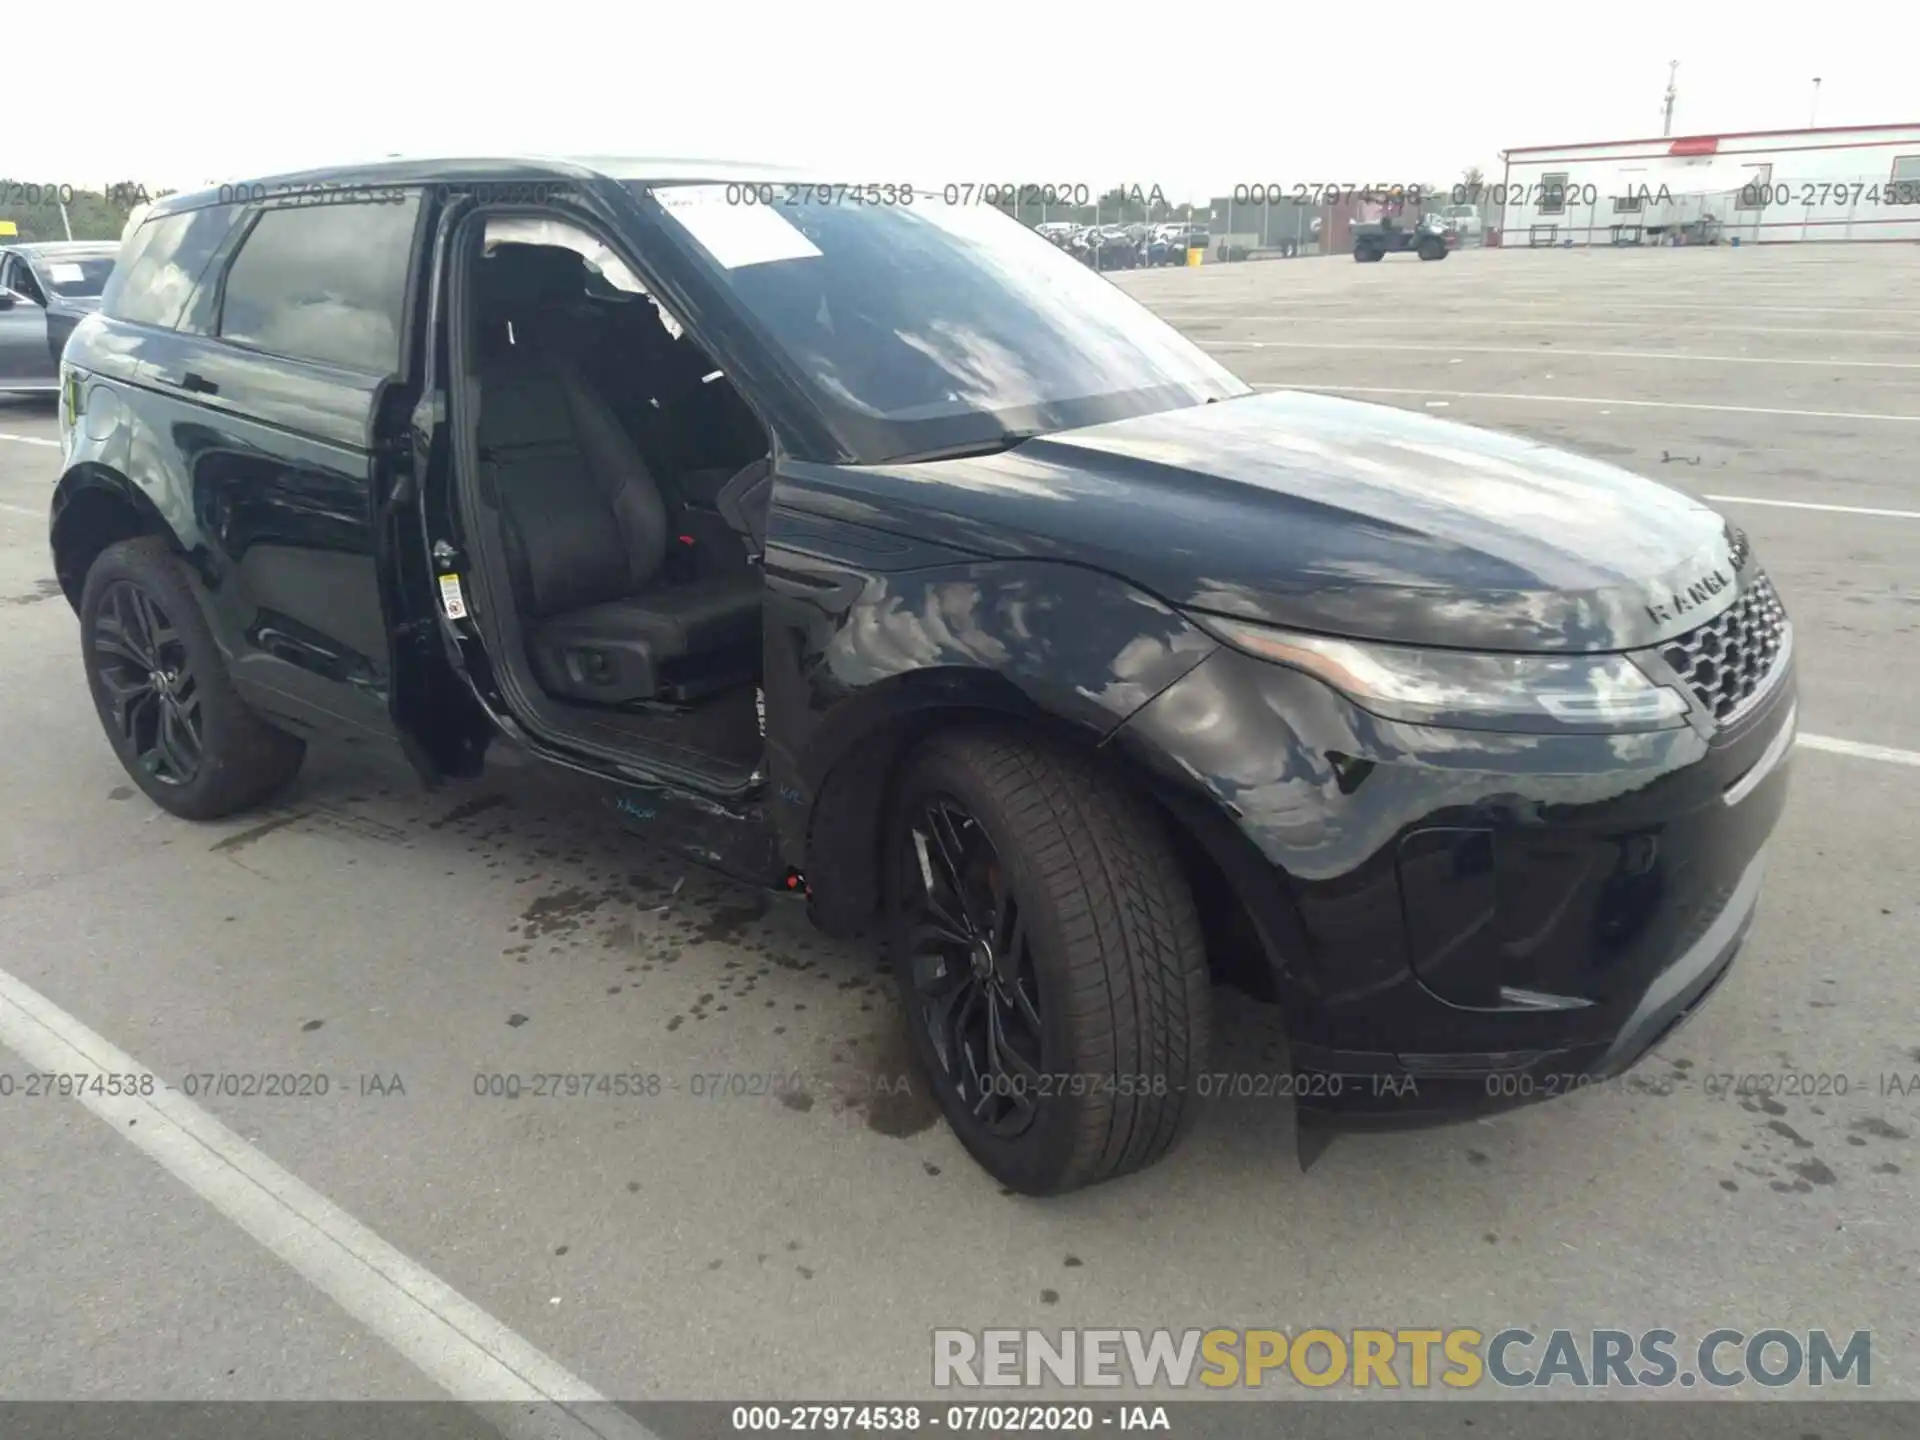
[1504,121,1920,157]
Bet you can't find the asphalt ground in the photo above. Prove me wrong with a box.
[1,242,1917,1426]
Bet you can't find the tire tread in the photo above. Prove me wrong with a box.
[908,729,1211,1192]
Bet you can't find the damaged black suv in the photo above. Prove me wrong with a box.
[52,159,1795,1194]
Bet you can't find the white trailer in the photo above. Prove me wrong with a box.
[1494,122,1920,246]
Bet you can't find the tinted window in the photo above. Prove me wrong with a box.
[101,206,242,328]
[218,199,421,372]
[633,184,1247,463]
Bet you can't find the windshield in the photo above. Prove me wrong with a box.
[631,184,1249,463]
[34,254,116,299]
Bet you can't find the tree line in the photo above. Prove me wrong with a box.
[0,181,179,242]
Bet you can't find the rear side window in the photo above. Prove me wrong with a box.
[217,199,421,373]
[101,206,242,328]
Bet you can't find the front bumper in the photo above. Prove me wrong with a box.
[1111,636,1796,1125]
[1285,842,1764,1125]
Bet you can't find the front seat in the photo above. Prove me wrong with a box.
[474,244,762,705]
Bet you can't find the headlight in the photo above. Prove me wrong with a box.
[1191,614,1690,733]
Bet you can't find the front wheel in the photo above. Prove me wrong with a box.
[1354,243,1381,262]
[885,730,1212,1195]
[80,536,305,819]
[1418,236,1448,260]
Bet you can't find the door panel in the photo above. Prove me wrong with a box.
[0,259,53,386]
[135,329,399,740]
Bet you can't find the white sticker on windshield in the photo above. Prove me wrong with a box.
[47,262,87,284]
[654,185,822,269]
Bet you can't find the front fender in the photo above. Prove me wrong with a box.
[765,549,1218,926]
[775,554,1218,795]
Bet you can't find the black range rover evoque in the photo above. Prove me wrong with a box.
[51,158,1795,1194]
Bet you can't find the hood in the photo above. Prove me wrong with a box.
[785,389,1738,653]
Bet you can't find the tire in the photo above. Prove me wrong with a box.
[1354,244,1380,263]
[1418,237,1447,261]
[79,536,305,820]
[884,729,1212,1195]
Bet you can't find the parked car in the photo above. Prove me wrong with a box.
[53,159,1795,1195]
[1145,224,1202,266]
[1064,225,1128,270]
[1160,223,1208,254]
[1352,213,1450,261]
[1089,225,1137,268]
[1142,229,1186,266]
[0,241,120,393]
[1441,204,1483,243]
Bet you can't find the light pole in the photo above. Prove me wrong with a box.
[1809,77,1822,127]
[1662,60,1679,137]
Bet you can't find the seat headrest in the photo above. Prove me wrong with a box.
[479,244,590,314]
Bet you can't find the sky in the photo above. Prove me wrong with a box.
[13,0,1918,199]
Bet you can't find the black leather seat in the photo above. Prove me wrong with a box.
[474,245,761,704]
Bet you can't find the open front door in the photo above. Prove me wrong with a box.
[382,193,494,783]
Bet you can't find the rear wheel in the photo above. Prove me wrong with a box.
[80,536,305,820]
[1418,236,1447,260]
[884,729,1212,1195]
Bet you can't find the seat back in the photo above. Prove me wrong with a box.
[475,246,669,619]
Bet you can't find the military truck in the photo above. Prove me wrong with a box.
[1353,213,1450,262]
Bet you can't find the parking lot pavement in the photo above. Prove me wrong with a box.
[3,241,1920,1415]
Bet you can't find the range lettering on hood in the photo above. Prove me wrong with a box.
[1644,566,1733,627]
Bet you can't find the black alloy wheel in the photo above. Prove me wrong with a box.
[90,578,204,786]
[79,536,305,819]
[885,730,1212,1195]
[899,794,1046,1140]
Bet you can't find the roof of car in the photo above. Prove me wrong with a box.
[146,155,809,219]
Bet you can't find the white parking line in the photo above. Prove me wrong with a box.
[1799,734,1920,768]
[1206,340,1920,369]
[1259,384,1920,424]
[1173,315,1920,339]
[0,966,660,1440]
[1707,495,1920,521]
[0,431,58,447]
[1224,300,1916,317]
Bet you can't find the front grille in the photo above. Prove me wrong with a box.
[1661,571,1789,725]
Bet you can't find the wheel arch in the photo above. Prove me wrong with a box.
[50,464,180,612]
[798,669,1094,935]
[800,685,1299,1005]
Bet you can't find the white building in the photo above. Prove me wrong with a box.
[1496,122,1920,246]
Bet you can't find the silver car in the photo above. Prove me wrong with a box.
[0,241,120,393]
